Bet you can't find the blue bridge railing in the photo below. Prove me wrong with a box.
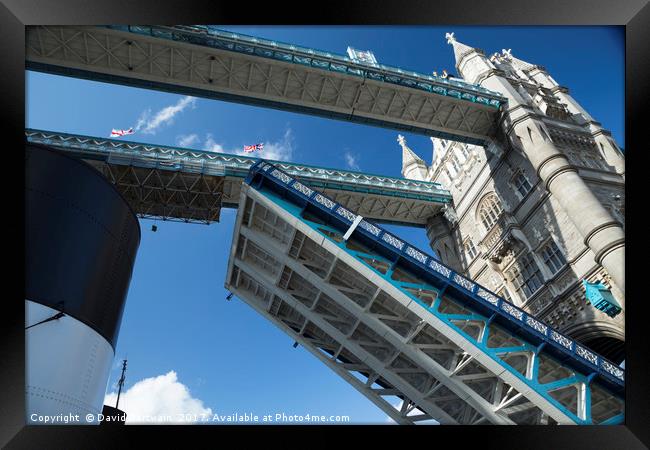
[245,159,625,395]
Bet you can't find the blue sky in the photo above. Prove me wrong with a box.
[26,25,623,424]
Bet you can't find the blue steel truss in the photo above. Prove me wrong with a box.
[245,159,624,424]
[105,25,507,110]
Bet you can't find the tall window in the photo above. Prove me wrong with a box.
[464,238,478,260]
[450,153,461,173]
[540,240,567,274]
[477,193,503,231]
[460,145,470,160]
[508,254,544,299]
[513,171,532,198]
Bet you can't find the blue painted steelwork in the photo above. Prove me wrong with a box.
[245,159,624,424]
[582,280,622,318]
[25,129,452,207]
[105,25,507,110]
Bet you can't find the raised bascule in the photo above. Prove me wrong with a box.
[25,25,625,425]
[226,161,623,425]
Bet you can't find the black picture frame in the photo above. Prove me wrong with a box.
[3,0,648,448]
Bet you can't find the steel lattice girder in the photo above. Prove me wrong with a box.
[223,162,624,425]
[26,26,501,145]
[27,129,450,226]
[89,161,224,224]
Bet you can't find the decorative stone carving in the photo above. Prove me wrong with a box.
[490,274,501,289]
[442,204,459,226]
[527,289,553,316]
[553,268,577,294]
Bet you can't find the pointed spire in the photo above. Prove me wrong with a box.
[445,32,480,66]
[398,134,424,165]
[500,48,536,71]
[397,134,427,180]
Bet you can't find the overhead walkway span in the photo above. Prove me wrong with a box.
[26,129,451,226]
[26,25,507,146]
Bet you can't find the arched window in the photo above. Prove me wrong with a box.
[540,239,567,275]
[477,193,503,231]
[464,238,478,261]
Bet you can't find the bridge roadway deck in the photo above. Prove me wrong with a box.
[224,161,624,425]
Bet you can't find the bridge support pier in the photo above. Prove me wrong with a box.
[25,144,140,424]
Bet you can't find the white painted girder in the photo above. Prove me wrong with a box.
[232,189,499,423]
[85,159,441,224]
[26,26,499,143]
[228,282,418,425]
[232,256,459,424]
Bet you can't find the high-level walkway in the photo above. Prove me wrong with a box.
[26,25,507,146]
[26,129,451,226]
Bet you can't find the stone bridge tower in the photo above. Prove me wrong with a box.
[400,33,625,363]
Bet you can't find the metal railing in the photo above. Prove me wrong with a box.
[25,129,452,203]
[249,159,625,391]
[106,25,508,110]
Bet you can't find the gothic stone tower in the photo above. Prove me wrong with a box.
[398,33,625,363]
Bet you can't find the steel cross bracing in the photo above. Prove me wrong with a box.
[26,129,451,226]
[224,161,624,425]
[26,25,506,145]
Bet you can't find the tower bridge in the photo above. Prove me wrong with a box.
[25,27,626,426]
[26,25,507,146]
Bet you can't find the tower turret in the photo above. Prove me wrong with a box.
[397,134,428,181]
[444,33,625,298]
[446,33,527,105]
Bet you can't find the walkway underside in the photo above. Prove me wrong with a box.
[88,160,445,225]
[28,129,450,226]
[26,26,504,145]
[224,162,624,425]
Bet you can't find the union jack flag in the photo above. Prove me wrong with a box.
[243,143,264,153]
[110,128,135,137]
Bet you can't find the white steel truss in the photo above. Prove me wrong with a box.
[27,129,449,226]
[86,160,444,225]
[225,185,624,424]
[26,26,499,144]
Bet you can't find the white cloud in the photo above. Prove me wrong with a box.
[136,96,197,135]
[343,151,360,170]
[202,128,295,162]
[234,127,294,161]
[104,371,212,424]
[176,133,200,148]
[203,133,225,153]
